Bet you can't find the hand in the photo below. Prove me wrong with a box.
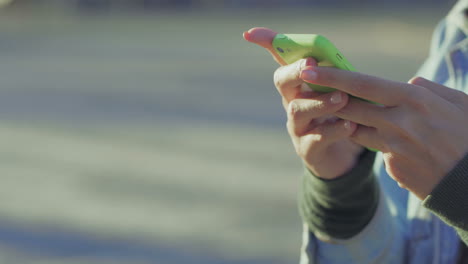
[300,65,468,199]
[244,27,364,179]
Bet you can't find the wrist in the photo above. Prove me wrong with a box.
[305,144,365,180]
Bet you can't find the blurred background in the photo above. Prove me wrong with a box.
[0,0,458,263]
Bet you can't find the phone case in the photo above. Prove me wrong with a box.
[272,34,355,93]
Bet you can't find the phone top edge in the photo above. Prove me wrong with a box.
[272,33,355,71]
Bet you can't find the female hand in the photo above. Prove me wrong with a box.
[299,64,468,199]
[244,27,364,179]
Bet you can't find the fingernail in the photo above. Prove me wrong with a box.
[331,92,342,104]
[288,101,298,115]
[243,31,250,40]
[344,120,352,130]
[305,57,314,66]
[301,69,317,81]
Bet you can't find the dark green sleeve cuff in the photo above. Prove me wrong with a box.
[299,150,379,240]
[423,153,468,245]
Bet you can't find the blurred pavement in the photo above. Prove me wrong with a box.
[0,6,451,263]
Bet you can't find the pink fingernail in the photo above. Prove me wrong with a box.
[344,120,352,130]
[301,69,317,81]
[243,31,251,41]
[331,92,342,104]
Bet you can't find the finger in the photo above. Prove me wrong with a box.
[300,119,358,151]
[274,58,317,102]
[350,125,386,152]
[287,91,349,136]
[334,97,389,128]
[243,27,287,66]
[408,76,465,104]
[281,84,318,108]
[300,66,413,106]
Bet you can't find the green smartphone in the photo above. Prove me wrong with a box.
[272,34,355,93]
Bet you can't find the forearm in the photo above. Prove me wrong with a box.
[299,150,378,240]
[423,153,468,245]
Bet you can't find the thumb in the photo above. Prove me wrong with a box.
[243,27,287,66]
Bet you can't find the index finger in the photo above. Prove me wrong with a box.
[243,27,287,66]
[301,66,413,106]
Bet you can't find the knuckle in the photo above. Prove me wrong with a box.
[309,127,327,145]
[385,130,412,158]
[295,137,311,158]
[312,124,326,136]
[288,100,301,121]
[408,76,426,86]
[286,117,302,137]
[294,60,304,79]
[455,90,468,105]
[274,62,303,90]
[394,173,409,189]
[394,114,411,133]
[289,99,319,122]
[385,110,413,140]
[273,68,283,89]
[391,127,413,149]
[412,101,431,115]
[384,154,408,186]
[290,138,301,156]
[286,119,296,136]
[406,87,431,114]
[295,144,306,158]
